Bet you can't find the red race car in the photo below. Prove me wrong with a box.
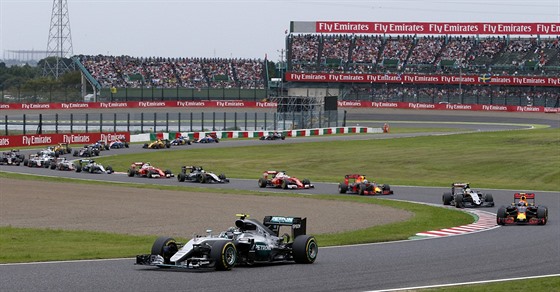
[338,174,393,195]
[258,170,313,189]
[127,162,174,178]
[497,193,548,225]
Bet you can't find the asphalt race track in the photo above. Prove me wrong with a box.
[0,109,558,291]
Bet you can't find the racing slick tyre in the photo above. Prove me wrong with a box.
[358,184,366,196]
[211,241,236,271]
[142,143,149,149]
[537,206,548,225]
[338,183,348,194]
[302,179,311,186]
[151,236,178,266]
[485,194,495,207]
[50,163,57,170]
[200,174,207,183]
[442,192,453,205]
[293,235,318,264]
[282,180,289,189]
[76,165,82,173]
[497,206,507,225]
[177,173,186,182]
[23,159,28,166]
[127,168,135,177]
[106,166,113,174]
[218,174,226,180]
[258,178,267,188]
[454,194,464,208]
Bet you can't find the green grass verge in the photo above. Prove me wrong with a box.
[94,128,559,191]
[421,275,560,291]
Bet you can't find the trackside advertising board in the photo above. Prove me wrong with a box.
[0,100,557,113]
[0,132,130,148]
[291,21,560,35]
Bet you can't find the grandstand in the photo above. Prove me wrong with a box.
[60,22,559,107]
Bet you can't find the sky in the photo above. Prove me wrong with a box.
[1,0,559,62]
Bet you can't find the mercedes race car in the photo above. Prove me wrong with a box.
[128,162,173,178]
[76,159,114,174]
[442,183,494,208]
[0,150,25,166]
[177,165,229,183]
[143,139,171,149]
[338,174,393,195]
[258,170,313,189]
[135,214,317,271]
[73,145,101,157]
[259,132,286,140]
[50,157,77,171]
[171,135,192,146]
[497,193,548,225]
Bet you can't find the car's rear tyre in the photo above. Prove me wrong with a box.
[442,192,453,205]
[282,180,289,189]
[537,206,548,225]
[338,183,348,194]
[151,236,178,266]
[454,194,464,208]
[76,165,82,173]
[50,163,56,170]
[258,178,267,188]
[293,235,318,264]
[178,173,186,182]
[497,206,507,225]
[127,168,135,177]
[211,241,236,271]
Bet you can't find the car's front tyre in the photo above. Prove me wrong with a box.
[211,241,236,271]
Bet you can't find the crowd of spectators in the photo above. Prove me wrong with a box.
[79,55,265,89]
[342,83,560,106]
[287,34,560,76]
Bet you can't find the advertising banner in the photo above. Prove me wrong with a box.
[0,132,130,148]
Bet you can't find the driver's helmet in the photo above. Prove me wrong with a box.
[464,188,471,193]
[363,179,369,184]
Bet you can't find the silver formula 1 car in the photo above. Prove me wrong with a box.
[136,214,318,271]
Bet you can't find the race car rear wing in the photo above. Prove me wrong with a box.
[514,193,535,199]
[263,216,307,238]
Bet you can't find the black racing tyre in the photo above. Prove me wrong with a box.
[211,241,236,271]
[293,235,318,264]
[125,143,129,148]
[358,183,366,196]
[23,159,29,166]
[218,174,226,180]
[302,179,310,185]
[73,150,78,156]
[50,163,57,170]
[454,194,464,208]
[151,236,178,266]
[200,174,207,183]
[76,165,82,173]
[258,178,267,188]
[485,194,494,202]
[127,168,135,177]
[497,206,507,225]
[442,192,453,205]
[282,180,289,189]
[106,166,113,173]
[165,143,171,148]
[214,139,219,143]
[178,173,186,182]
[537,206,548,225]
[338,183,348,194]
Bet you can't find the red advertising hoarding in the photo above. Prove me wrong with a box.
[312,21,560,35]
[0,132,130,148]
[285,73,560,87]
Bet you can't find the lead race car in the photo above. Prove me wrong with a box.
[442,182,494,208]
[497,193,548,225]
[136,214,317,271]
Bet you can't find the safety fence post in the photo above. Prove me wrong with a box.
[127,113,130,133]
[201,112,205,132]
[234,112,237,131]
[114,113,117,133]
[85,113,89,133]
[222,112,226,130]
[140,112,144,133]
[264,112,267,131]
[23,114,26,135]
[70,113,73,133]
[100,113,103,133]
[244,112,247,131]
[190,112,193,132]
[254,112,257,131]
[55,113,59,134]
[166,112,169,133]
[178,112,181,133]
[4,115,8,135]
[153,113,157,133]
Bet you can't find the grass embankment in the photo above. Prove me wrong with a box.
[96,128,559,191]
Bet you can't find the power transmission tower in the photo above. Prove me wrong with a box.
[44,0,74,78]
